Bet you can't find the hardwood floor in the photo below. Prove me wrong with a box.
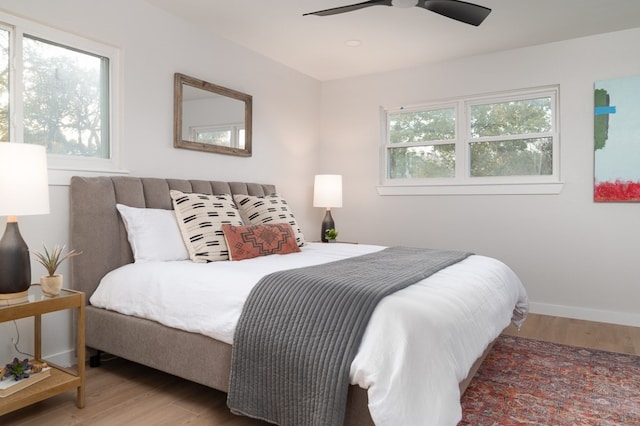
[2,313,639,425]
[502,313,640,355]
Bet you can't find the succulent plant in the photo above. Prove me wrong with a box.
[4,358,30,381]
[32,244,81,277]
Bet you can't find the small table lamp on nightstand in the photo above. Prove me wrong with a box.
[0,143,50,304]
[313,174,342,242]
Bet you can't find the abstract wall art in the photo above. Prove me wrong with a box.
[594,75,640,202]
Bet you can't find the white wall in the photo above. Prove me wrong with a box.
[0,0,322,363]
[319,28,640,327]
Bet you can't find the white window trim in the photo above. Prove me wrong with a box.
[377,182,564,196]
[0,11,127,186]
[378,86,563,196]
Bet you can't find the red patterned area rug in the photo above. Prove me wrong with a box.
[459,335,640,425]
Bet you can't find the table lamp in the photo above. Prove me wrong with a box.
[313,174,342,242]
[0,143,50,303]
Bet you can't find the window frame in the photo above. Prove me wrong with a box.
[379,86,563,195]
[0,11,124,182]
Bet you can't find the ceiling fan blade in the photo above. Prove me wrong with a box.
[418,0,491,26]
[304,0,393,17]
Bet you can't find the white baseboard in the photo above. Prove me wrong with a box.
[44,349,76,368]
[529,302,640,328]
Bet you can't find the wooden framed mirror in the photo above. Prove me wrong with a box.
[174,73,252,157]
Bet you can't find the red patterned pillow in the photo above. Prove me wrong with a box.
[221,223,301,261]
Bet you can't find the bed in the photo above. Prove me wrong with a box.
[69,176,528,426]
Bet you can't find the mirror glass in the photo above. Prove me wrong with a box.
[174,73,252,157]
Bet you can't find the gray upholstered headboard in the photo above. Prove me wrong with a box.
[69,176,276,302]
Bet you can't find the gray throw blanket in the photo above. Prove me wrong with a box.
[227,246,472,426]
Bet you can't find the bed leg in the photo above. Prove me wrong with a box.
[89,350,102,368]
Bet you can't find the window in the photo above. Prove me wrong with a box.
[0,12,120,175]
[380,87,561,195]
[190,123,246,149]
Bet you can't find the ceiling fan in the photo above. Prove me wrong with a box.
[304,0,491,26]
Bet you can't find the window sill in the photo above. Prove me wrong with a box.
[377,182,564,196]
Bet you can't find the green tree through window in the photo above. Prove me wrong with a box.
[469,97,553,177]
[387,107,456,179]
[23,36,109,158]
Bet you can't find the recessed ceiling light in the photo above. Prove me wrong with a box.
[345,40,362,47]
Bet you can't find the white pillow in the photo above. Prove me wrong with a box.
[116,204,189,262]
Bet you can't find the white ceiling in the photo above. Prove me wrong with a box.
[146,0,640,81]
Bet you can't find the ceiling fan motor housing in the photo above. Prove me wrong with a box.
[392,0,419,7]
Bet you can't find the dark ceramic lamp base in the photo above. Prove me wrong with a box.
[0,221,31,302]
[320,209,335,242]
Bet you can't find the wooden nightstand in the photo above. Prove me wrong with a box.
[0,285,85,415]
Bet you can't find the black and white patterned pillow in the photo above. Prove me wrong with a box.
[170,190,244,262]
[233,193,306,246]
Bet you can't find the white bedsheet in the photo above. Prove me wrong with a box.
[91,243,528,426]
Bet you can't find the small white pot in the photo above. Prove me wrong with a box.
[40,274,63,296]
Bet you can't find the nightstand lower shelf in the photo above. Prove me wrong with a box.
[0,285,85,416]
[0,366,82,415]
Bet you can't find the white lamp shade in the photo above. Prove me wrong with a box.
[313,174,342,208]
[0,143,50,216]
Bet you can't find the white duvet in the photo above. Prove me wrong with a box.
[91,243,528,426]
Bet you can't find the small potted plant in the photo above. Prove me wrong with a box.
[325,228,339,243]
[2,358,30,381]
[32,244,81,296]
